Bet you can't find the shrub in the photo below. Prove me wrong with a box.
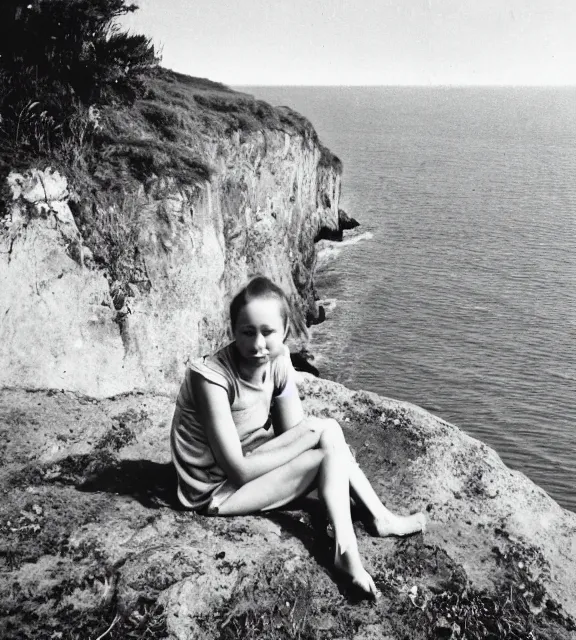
[138,100,182,141]
[0,0,158,164]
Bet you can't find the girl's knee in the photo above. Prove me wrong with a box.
[303,415,339,433]
[297,448,325,471]
[319,419,347,451]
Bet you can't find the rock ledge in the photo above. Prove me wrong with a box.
[1,374,575,639]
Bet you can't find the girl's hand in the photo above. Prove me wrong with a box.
[193,375,328,485]
[307,416,339,435]
[300,416,343,450]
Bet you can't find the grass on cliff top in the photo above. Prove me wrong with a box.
[2,62,341,225]
[2,65,338,187]
[1,0,336,180]
[91,66,339,190]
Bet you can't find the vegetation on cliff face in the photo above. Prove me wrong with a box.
[0,0,157,168]
[0,0,336,214]
[0,0,337,180]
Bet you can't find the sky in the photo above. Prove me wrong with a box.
[120,0,576,86]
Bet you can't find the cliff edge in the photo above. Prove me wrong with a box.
[1,376,575,639]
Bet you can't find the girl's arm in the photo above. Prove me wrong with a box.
[271,375,305,435]
[271,348,306,435]
[193,375,320,487]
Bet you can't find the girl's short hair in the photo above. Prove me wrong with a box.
[230,276,292,333]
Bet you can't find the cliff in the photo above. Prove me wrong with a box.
[0,69,342,397]
[1,68,575,640]
[1,376,575,639]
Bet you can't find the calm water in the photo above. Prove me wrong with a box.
[242,86,576,512]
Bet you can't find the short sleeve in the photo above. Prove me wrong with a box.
[187,358,234,404]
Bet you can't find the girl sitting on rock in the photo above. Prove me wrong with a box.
[171,275,425,599]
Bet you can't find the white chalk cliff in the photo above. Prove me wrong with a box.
[1,115,341,396]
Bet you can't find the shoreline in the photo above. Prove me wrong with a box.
[290,209,363,377]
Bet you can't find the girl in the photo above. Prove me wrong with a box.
[171,276,426,599]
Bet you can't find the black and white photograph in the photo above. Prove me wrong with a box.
[1,1,575,638]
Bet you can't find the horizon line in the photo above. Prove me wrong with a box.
[232,83,576,89]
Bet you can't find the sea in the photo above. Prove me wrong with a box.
[241,86,576,513]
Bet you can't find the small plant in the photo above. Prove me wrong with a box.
[373,538,576,640]
[138,100,182,141]
[199,556,358,640]
[58,104,103,165]
[95,421,136,452]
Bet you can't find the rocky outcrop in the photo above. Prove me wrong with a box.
[315,208,360,242]
[0,168,142,396]
[0,95,342,396]
[0,375,575,639]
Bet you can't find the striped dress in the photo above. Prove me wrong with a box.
[170,343,297,510]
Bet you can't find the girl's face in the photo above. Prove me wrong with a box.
[233,297,287,366]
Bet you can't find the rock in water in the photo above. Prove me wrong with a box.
[338,208,360,231]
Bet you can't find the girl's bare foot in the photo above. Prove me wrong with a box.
[334,543,380,599]
[372,512,426,537]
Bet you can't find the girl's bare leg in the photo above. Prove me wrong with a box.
[319,419,426,536]
[216,449,323,514]
[255,417,424,534]
[318,445,379,598]
[348,462,426,536]
[248,422,320,455]
[216,448,379,598]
